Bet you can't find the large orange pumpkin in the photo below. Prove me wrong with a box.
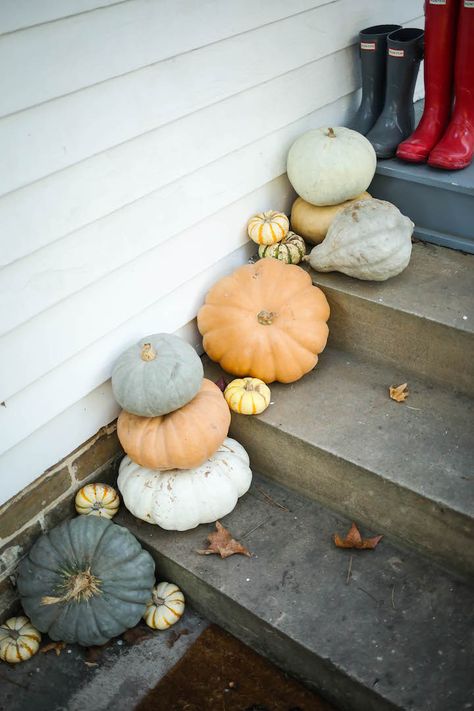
[197,259,330,383]
[117,379,230,470]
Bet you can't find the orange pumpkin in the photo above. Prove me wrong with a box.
[197,259,330,383]
[117,379,230,470]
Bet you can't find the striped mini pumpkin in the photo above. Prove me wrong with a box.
[0,616,41,664]
[75,483,120,519]
[224,377,271,415]
[258,231,306,264]
[143,582,185,630]
[247,210,289,245]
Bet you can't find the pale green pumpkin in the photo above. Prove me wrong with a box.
[112,333,203,417]
[17,517,155,647]
[258,231,306,264]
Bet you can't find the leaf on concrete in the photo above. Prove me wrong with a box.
[196,521,251,559]
[40,641,66,656]
[122,624,154,646]
[214,376,228,393]
[389,383,409,402]
[333,522,382,550]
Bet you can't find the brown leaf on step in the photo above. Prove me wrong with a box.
[389,383,409,402]
[166,628,190,649]
[84,639,114,664]
[197,521,251,559]
[40,641,66,656]
[214,376,228,392]
[122,624,154,646]
[333,522,383,550]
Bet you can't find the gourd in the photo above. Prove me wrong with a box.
[75,483,120,519]
[112,333,203,417]
[0,616,41,663]
[17,516,155,647]
[291,193,372,245]
[117,438,252,531]
[197,259,330,383]
[117,379,231,470]
[287,127,376,206]
[247,211,289,245]
[224,378,271,415]
[258,231,306,264]
[143,583,185,630]
[307,198,414,281]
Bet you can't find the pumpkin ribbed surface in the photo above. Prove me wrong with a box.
[247,211,289,245]
[0,617,41,663]
[117,379,231,470]
[197,259,330,384]
[17,517,155,647]
[143,583,185,630]
[258,231,306,264]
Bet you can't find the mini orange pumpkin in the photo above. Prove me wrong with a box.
[197,259,330,383]
[117,379,230,470]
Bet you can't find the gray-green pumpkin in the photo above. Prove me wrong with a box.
[112,333,203,417]
[17,516,155,647]
[258,231,306,264]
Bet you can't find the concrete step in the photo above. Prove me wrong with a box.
[204,349,474,578]
[370,156,474,254]
[307,242,474,398]
[117,474,474,711]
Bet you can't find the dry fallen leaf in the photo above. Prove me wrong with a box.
[197,521,251,559]
[333,522,383,550]
[389,382,409,402]
[40,641,66,656]
[122,624,154,646]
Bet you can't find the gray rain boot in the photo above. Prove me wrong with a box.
[366,27,424,159]
[349,24,401,135]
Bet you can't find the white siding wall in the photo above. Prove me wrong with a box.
[0,0,424,504]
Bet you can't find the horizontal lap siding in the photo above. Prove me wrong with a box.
[0,0,424,503]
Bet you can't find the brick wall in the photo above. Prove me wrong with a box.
[0,422,123,620]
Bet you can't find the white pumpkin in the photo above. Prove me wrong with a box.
[0,616,41,663]
[287,127,376,206]
[308,199,414,281]
[143,582,185,630]
[117,438,252,531]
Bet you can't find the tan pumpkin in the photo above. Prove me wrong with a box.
[0,616,41,663]
[224,377,271,415]
[75,483,120,519]
[258,231,306,264]
[291,192,372,244]
[143,582,185,630]
[117,379,230,470]
[247,210,289,245]
[198,259,330,384]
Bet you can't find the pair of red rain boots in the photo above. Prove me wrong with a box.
[397,0,474,170]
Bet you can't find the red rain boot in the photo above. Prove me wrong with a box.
[428,0,474,170]
[397,0,459,163]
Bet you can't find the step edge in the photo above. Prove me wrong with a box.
[374,163,474,197]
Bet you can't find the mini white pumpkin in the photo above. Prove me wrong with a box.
[307,198,414,281]
[143,582,185,630]
[75,483,120,519]
[287,127,376,206]
[117,438,252,531]
[247,211,289,245]
[258,231,306,264]
[0,616,41,664]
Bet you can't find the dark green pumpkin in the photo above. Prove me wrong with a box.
[17,516,155,647]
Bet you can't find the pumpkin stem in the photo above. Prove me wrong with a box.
[141,343,156,361]
[152,591,165,607]
[327,127,336,138]
[41,568,101,606]
[257,310,274,325]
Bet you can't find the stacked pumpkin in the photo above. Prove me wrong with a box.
[286,126,414,281]
[112,334,252,531]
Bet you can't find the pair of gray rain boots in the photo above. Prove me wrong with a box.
[350,25,424,159]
